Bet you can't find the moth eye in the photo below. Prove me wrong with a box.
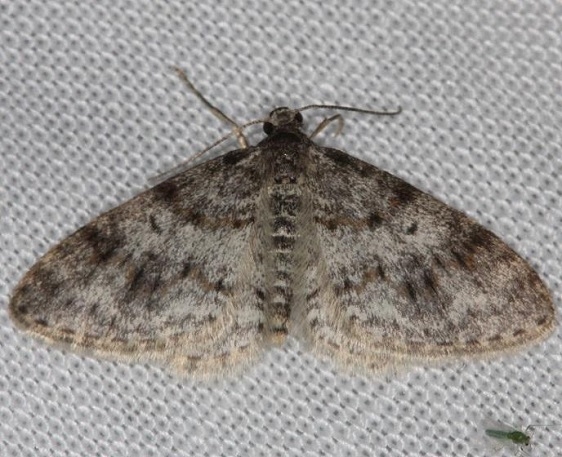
[295,112,303,124]
[263,122,274,135]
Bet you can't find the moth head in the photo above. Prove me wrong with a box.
[263,107,304,135]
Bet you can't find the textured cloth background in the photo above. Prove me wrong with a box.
[1,1,561,456]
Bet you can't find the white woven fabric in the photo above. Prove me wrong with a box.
[1,1,560,456]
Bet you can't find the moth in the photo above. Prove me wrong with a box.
[9,69,556,377]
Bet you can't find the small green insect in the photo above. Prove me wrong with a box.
[483,423,557,455]
[485,427,532,447]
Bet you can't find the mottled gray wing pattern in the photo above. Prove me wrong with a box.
[302,145,555,373]
[10,147,267,377]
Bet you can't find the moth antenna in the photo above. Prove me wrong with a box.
[298,103,402,116]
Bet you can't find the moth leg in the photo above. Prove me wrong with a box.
[309,114,345,139]
[173,66,249,148]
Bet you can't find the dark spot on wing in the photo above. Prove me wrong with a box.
[13,303,29,316]
[14,284,32,301]
[368,212,384,228]
[306,288,319,301]
[149,214,162,234]
[463,225,496,253]
[79,225,122,262]
[422,269,438,295]
[390,180,418,207]
[327,340,341,350]
[180,261,193,278]
[126,266,146,299]
[88,302,99,316]
[123,253,163,304]
[184,209,203,225]
[433,254,447,271]
[536,316,549,326]
[377,264,386,280]
[153,180,179,202]
[255,288,265,301]
[149,272,162,295]
[231,216,254,228]
[451,249,469,269]
[214,279,225,292]
[29,268,62,297]
[404,280,417,301]
[406,222,418,234]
